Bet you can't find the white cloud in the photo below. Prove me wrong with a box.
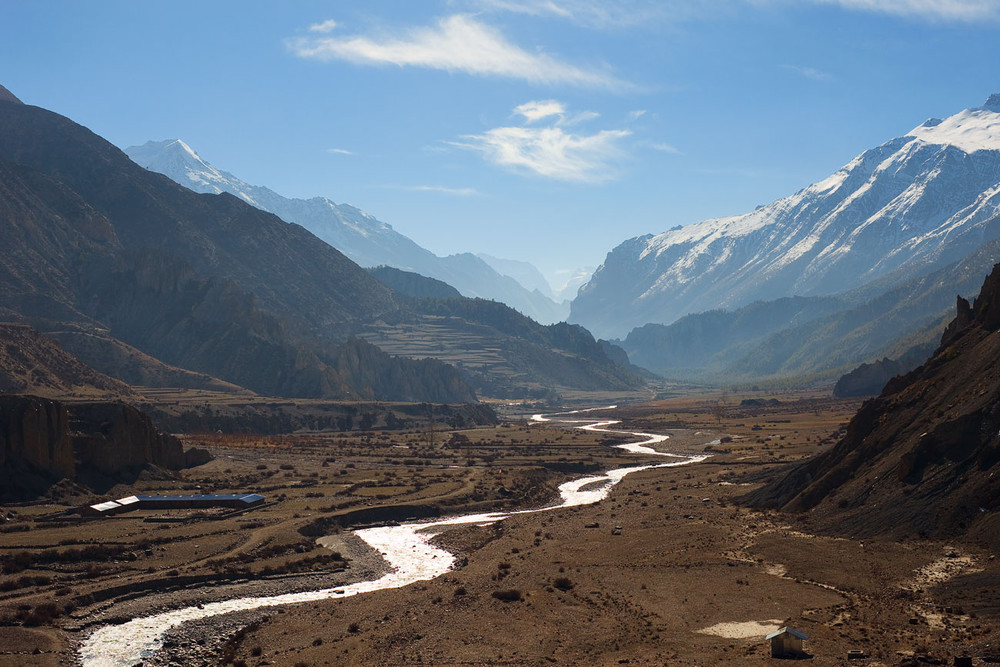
[651,142,681,154]
[326,147,354,155]
[453,104,632,182]
[810,0,1000,21]
[628,109,647,121]
[464,0,704,28]
[781,64,832,81]
[513,100,599,127]
[288,14,625,88]
[468,0,1000,24]
[514,100,566,123]
[563,110,600,126]
[309,19,338,33]
[409,185,479,196]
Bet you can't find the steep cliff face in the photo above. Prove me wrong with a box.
[0,395,199,499]
[0,395,74,480]
[68,401,185,474]
[746,264,1000,548]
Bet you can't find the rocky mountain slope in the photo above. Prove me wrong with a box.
[368,266,463,299]
[573,95,1000,339]
[0,92,475,403]
[126,140,568,324]
[47,329,250,394]
[0,323,134,399]
[746,263,1000,548]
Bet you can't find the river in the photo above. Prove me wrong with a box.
[77,407,709,666]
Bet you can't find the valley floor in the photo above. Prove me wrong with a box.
[1,393,997,665]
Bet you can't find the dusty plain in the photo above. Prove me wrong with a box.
[1,392,998,665]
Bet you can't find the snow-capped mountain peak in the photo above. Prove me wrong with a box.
[907,94,1000,153]
[571,95,1000,338]
[127,139,252,201]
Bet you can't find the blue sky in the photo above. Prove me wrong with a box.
[2,0,999,289]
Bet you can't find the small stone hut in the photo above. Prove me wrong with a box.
[766,626,809,658]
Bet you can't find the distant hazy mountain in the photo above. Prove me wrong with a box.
[477,253,557,299]
[125,140,568,324]
[573,94,1000,338]
[552,266,595,302]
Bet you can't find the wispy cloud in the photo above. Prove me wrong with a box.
[781,64,832,80]
[309,19,338,33]
[453,102,632,182]
[288,14,626,89]
[651,142,681,154]
[563,110,600,125]
[463,0,707,28]
[326,147,354,155]
[397,185,480,196]
[513,100,599,126]
[467,0,1000,24]
[627,109,648,121]
[514,100,565,123]
[809,0,1000,22]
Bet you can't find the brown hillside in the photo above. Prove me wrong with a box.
[0,323,134,399]
[747,264,1000,549]
[47,330,250,394]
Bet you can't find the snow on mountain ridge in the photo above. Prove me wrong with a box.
[125,140,570,324]
[908,104,1000,153]
[571,96,1000,338]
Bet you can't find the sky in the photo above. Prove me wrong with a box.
[2,0,999,290]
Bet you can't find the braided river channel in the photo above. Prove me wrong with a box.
[78,407,709,666]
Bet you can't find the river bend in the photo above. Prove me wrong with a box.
[78,407,708,666]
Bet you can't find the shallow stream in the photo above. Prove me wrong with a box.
[78,407,708,666]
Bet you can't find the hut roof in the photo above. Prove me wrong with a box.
[766,627,809,641]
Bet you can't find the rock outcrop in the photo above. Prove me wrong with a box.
[746,264,1000,549]
[0,395,74,480]
[67,401,186,474]
[0,394,207,499]
[832,343,934,397]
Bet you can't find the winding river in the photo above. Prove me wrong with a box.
[78,407,709,667]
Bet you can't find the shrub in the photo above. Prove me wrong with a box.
[491,589,522,602]
[553,577,574,591]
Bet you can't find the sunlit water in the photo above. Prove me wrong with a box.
[78,407,709,666]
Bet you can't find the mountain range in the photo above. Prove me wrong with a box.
[0,94,479,402]
[125,139,570,324]
[573,94,1000,341]
[0,88,638,403]
[620,233,1000,385]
